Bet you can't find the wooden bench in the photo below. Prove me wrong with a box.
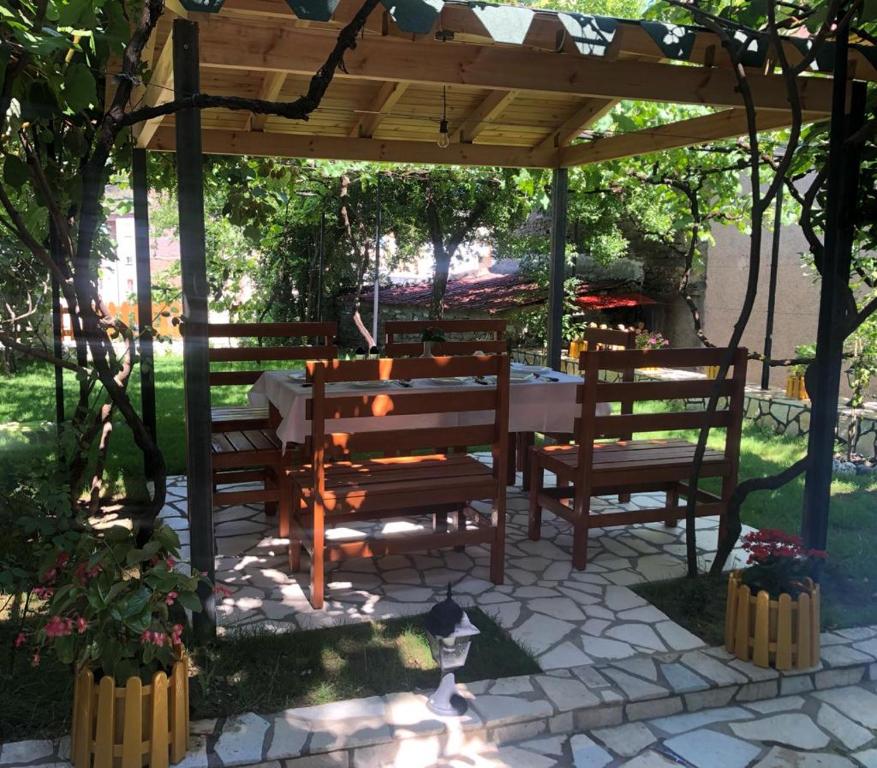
[384,319,507,357]
[209,322,337,523]
[288,354,509,609]
[528,347,747,570]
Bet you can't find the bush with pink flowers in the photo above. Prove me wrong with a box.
[19,523,206,682]
[634,329,670,351]
[739,529,827,599]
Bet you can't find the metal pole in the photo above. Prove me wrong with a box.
[50,270,65,429]
[372,173,381,347]
[316,210,325,321]
[801,23,866,549]
[761,183,783,390]
[173,18,216,638]
[132,148,157,465]
[547,168,568,370]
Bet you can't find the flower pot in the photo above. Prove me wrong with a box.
[71,654,189,768]
[422,341,434,357]
[785,373,809,400]
[724,571,820,670]
[568,339,587,360]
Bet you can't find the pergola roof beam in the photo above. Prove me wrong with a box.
[191,17,835,114]
[350,81,410,138]
[248,71,288,131]
[535,97,617,153]
[452,90,518,144]
[134,28,175,148]
[559,108,823,167]
[149,126,557,168]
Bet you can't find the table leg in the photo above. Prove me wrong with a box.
[506,434,517,486]
[518,432,535,492]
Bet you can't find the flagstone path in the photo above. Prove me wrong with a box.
[159,453,752,671]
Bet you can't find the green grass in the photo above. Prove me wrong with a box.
[0,607,537,742]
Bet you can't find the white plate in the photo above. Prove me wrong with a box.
[427,377,469,386]
[510,372,537,382]
[511,364,553,375]
[348,380,388,390]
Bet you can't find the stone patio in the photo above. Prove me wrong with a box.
[159,452,751,670]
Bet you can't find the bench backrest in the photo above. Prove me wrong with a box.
[305,355,509,495]
[208,322,337,388]
[384,319,507,357]
[575,346,748,483]
[582,325,636,351]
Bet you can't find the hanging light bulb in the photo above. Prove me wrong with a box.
[437,87,450,149]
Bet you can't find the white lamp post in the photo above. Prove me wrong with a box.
[424,585,480,716]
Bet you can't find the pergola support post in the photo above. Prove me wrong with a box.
[761,184,783,390]
[801,21,866,550]
[547,168,568,370]
[50,268,65,430]
[132,148,157,468]
[173,18,216,638]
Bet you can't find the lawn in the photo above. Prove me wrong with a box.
[0,607,537,741]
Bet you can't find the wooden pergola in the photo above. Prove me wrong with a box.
[128,0,875,632]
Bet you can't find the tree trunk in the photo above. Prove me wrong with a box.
[426,199,449,320]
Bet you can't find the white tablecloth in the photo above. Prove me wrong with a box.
[249,364,608,446]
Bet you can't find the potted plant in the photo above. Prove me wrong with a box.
[635,329,669,372]
[725,529,825,670]
[786,344,814,400]
[22,523,206,768]
[421,327,446,356]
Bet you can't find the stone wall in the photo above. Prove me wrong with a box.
[513,348,877,458]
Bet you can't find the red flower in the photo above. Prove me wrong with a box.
[45,616,73,639]
[33,587,54,600]
[14,632,26,648]
[165,591,178,606]
[171,624,184,646]
[75,617,88,635]
[166,557,176,569]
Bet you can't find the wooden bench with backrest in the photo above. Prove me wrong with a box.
[288,354,509,609]
[209,322,337,520]
[384,319,507,357]
[528,346,747,570]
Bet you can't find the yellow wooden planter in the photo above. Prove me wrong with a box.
[785,373,809,400]
[568,339,588,359]
[706,365,720,379]
[71,654,189,768]
[724,571,820,670]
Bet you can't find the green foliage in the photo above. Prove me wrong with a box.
[24,522,206,681]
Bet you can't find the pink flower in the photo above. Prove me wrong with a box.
[41,568,57,584]
[171,624,184,647]
[165,591,178,606]
[214,584,232,598]
[75,617,88,635]
[140,630,166,647]
[140,629,152,645]
[165,557,176,569]
[14,632,26,648]
[33,586,54,600]
[55,552,70,568]
[45,616,73,639]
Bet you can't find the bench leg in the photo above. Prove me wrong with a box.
[309,501,325,610]
[506,434,517,486]
[455,507,467,552]
[288,484,302,572]
[618,491,631,504]
[278,468,291,538]
[528,452,544,541]
[433,509,448,533]
[265,469,278,518]
[518,432,534,492]
[490,490,506,584]
[664,484,679,527]
[572,495,591,571]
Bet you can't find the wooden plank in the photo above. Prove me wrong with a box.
[122,677,142,768]
[73,669,94,767]
[810,585,821,668]
[753,591,771,667]
[596,379,737,401]
[320,388,497,419]
[384,340,507,357]
[209,344,336,362]
[135,31,175,148]
[560,108,825,167]
[309,354,502,382]
[453,90,518,143]
[776,593,793,670]
[590,347,741,369]
[93,676,115,768]
[150,671,170,768]
[734,585,751,662]
[592,410,732,437]
[149,126,557,168]
[535,97,616,153]
[170,659,187,762]
[351,81,410,138]
[248,71,288,131]
[797,592,812,669]
[190,17,835,113]
[325,424,496,453]
[386,319,506,334]
[208,321,336,337]
[725,575,739,653]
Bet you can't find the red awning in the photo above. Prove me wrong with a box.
[575,292,657,310]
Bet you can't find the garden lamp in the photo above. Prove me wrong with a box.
[424,584,480,716]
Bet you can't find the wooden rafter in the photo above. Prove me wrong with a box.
[134,31,175,149]
[559,108,824,167]
[535,98,617,153]
[452,90,518,144]
[149,126,557,168]
[247,71,288,131]
[193,17,835,114]
[350,81,409,138]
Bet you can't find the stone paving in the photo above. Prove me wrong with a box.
[486,681,877,768]
[159,452,751,671]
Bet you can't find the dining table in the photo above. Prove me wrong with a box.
[248,362,609,487]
